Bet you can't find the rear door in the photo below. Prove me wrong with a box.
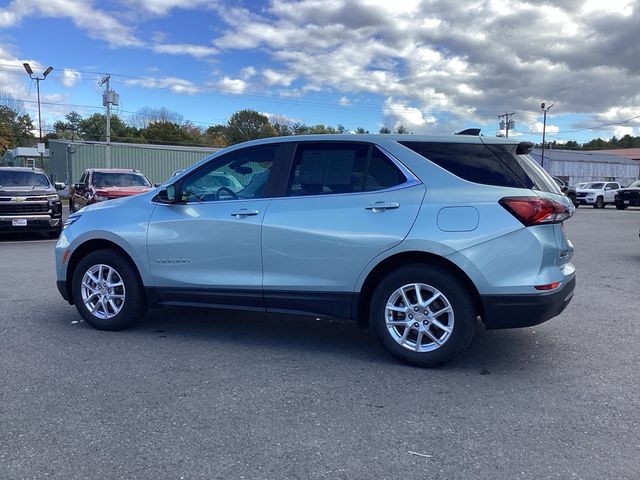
[261,141,425,318]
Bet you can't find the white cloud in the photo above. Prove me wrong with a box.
[240,66,257,79]
[117,0,217,15]
[217,77,247,94]
[339,96,350,106]
[0,0,141,47]
[61,69,81,88]
[383,98,437,131]
[152,43,218,58]
[614,126,634,138]
[211,0,640,133]
[261,112,300,124]
[124,76,200,95]
[262,69,296,86]
[530,122,560,134]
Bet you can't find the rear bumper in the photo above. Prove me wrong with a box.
[481,276,575,329]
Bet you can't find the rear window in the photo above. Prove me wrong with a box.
[400,141,560,193]
[93,172,151,188]
[0,170,50,187]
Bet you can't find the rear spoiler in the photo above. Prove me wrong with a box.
[516,142,534,155]
[455,128,481,136]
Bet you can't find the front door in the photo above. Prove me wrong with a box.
[147,144,285,309]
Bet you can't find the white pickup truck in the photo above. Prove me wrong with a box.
[575,181,621,208]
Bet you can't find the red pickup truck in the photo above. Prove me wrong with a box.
[69,168,154,212]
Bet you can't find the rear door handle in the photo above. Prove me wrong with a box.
[230,209,259,218]
[365,202,400,212]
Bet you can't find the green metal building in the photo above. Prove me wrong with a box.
[48,140,221,184]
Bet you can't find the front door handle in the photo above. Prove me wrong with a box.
[230,209,259,218]
[365,202,400,212]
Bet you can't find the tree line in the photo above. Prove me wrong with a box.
[46,108,413,148]
[2,91,639,154]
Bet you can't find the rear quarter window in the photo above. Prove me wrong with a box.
[400,141,531,188]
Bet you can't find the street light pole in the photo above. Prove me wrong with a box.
[23,63,53,142]
[540,102,554,169]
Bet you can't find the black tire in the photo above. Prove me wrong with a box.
[615,203,627,210]
[568,194,577,207]
[594,196,604,209]
[71,249,147,331]
[370,264,476,367]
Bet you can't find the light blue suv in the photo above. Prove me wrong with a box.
[55,134,575,366]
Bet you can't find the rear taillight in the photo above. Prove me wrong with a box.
[499,196,571,226]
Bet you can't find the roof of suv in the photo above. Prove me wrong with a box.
[0,166,47,173]
[229,133,527,150]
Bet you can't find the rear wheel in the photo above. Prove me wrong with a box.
[72,249,147,331]
[371,264,476,367]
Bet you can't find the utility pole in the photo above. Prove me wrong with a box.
[498,112,515,138]
[99,75,119,168]
[540,102,554,169]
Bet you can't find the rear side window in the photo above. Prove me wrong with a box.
[287,143,406,196]
[400,141,531,189]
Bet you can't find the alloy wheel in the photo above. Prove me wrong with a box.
[80,264,126,319]
[384,283,454,352]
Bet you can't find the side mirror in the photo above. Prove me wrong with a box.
[54,182,66,190]
[156,185,176,204]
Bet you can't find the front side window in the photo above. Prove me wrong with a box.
[181,146,276,202]
[287,143,405,197]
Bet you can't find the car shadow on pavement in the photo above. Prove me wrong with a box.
[0,232,55,242]
[102,306,552,371]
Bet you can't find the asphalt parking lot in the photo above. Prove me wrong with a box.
[1,207,639,479]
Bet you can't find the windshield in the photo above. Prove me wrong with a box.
[628,180,640,188]
[0,170,50,187]
[93,172,151,188]
[587,182,604,189]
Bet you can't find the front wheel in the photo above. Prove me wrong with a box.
[371,264,476,367]
[72,249,147,331]
[615,203,627,210]
[594,196,604,209]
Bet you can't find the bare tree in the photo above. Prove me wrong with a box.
[0,90,26,116]
[130,106,184,129]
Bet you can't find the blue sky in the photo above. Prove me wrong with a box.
[1,0,638,144]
